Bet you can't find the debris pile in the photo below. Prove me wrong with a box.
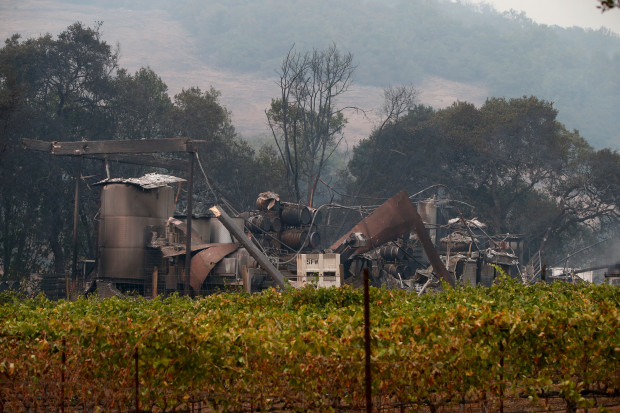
[238,192,322,254]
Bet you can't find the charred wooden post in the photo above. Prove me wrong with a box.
[71,158,81,294]
[363,267,372,413]
[184,152,194,296]
[152,266,158,298]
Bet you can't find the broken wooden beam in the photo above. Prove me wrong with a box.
[21,138,203,155]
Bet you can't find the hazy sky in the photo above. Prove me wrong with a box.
[466,0,620,34]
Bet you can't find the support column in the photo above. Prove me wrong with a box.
[184,152,194,296]
[71,157,82,295]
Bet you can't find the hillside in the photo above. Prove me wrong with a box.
[1,0,617,149]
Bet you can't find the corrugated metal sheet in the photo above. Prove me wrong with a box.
[95,173,185,189]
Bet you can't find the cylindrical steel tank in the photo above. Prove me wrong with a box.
[246,215,271,233]
[280,229,308,250]
[191,217,213,244]
[281,204,312,226]
[98,184,174,280]
[309,207,322,225]
[263,211,282,232]
[384,263,413,279]
[210,217,244,243]
[308,232,321,249]
[379,245,405,261]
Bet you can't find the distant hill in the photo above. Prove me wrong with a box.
[2,0,619,149]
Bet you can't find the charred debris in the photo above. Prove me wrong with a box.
[19,138,618,299]
[40,174,619,299]
[71,176,536,298]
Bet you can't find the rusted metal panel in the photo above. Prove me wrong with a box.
[190,243,240,291]
[330,190,417,254]
[331,190,455,286]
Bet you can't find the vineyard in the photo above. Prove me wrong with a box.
[1,277,619,412]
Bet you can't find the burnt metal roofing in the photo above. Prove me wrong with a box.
[94,173,185,189]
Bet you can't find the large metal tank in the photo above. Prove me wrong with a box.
[97,178,175,280]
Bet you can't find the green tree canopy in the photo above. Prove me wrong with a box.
[0,23,282,280]
[348,96,619,263]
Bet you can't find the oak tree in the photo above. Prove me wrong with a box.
[266,44,354,206]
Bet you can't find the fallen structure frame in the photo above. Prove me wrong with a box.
[21,138,201,296]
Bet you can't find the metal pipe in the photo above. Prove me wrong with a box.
[152,266,158,299]
[210,205,289,290]
[411,204,456,287]
[71,158,82,293]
